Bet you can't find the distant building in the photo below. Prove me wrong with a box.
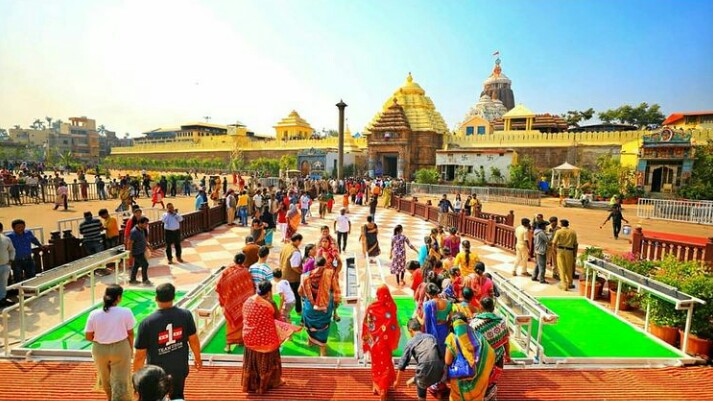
[8,116,106,161]
[297,147,358,178]
[137,122,238,143]
[274,110,315,140]
[457,115,492,136]
[492,104,568,133]
[662,111,713,130]
[436,149,516,181]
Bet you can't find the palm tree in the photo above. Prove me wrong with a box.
[13,125,21,130]
[97,124,106,135]
[45,116,53,128]
[58,150,76,168]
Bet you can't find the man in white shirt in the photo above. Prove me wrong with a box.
[333,208,351,252]
[252,192,263,216]
[512,218,531,277]
[161,203,184,264]
[299,192,311,225]
[0,222,16,307]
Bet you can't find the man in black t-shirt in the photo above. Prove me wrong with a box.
[133,283,202,400]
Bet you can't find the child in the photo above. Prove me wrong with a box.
[406,260,422,293]
[449,267,463,299]
[272,268,296,322]
[342,193,350,213]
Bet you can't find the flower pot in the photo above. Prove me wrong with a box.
[649,323,679,346]
[579,277,605,299]
[679,330,712,359]
[608,288,632,311]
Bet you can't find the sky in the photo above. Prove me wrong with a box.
[1,0,712,137]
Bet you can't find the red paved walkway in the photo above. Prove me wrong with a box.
[1,361,712,401]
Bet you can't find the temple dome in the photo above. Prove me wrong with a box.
[365,73,448,134]
[462,94,508,123]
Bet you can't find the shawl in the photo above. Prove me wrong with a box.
[216,264,255,328]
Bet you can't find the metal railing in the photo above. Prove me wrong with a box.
[406,183,541,206]
[3,227,45,244]
[56,208,164,237]
[637,198,713,225]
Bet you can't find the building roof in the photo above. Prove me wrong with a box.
[367,99,411,132]
[662,111,713,125]
[553,162,580,171]
[366,73,448,134]
[273,110,314,130]
[503,104,535,118]
[180,122,229,130]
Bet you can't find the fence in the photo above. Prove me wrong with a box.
[636,198,713,225]
[3,227,45,244]
[56,208,164,238]
[391,196,524,252]
[406,183,541,207]
[631,227,713,268]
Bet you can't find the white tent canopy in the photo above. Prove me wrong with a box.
[551,162,581,193]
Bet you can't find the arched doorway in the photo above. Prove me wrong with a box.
[300,160,310,176]
[650,166,673,192]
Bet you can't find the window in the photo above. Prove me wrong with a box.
[701,115,713,124]
[685,116,698,125]
[465,126,474,136]
[477,126,486,135]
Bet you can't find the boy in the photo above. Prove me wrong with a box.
[272,268,296,322]
[394,319,445,401]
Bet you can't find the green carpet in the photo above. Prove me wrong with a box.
[25,289,185,351]
[202,296,527,359]
[533,297,680,358]
[202,299,355,357]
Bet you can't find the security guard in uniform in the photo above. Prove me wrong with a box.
[551,219,578,291]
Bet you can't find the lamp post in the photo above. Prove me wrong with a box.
[336,99,347,181]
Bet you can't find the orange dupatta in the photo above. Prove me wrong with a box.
[243,295,301,353]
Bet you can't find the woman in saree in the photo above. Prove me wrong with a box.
[251,217,267,246]
[361,215,380,261]
[421,283,452,355]
[242,280,302,394]
[260,206,276,248]
[285,204,301,239]
[298,256,341,356]
[362,285,400,401]
[151,183,164,209]
[217,252,255,352]
[381,184,392,208]
[445,314,495,401]
[301,244,318,274]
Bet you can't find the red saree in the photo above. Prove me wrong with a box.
[362,285,401,393]
[243,294,301,353]
[216,264,255,345]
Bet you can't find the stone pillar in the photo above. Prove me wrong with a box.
[336,100,347,180]
[397,155,404,179]
[368,155,376,178]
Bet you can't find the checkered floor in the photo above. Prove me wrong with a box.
[140,203,579,299]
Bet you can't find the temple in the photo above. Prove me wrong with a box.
[364,73,448,178]
[274,110,315,140]
[481,57,515,110]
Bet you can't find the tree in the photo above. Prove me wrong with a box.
[490,166,504,183]
[414,168,440,184]
[592,156,631,198]
[13,125,21,130]
[508,156,538,189]
[249,157,280,176]
[597,103,665,128]
[678,144,713,200]
[562,108,595,127]
[58,150,76,168]
[30,119,46,130]
[0,128,7,140]
[45,116,53,129]
[279,154,297,171]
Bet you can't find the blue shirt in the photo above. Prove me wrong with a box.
[7,231,42,259]
[161,211,183,231]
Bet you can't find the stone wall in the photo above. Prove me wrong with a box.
[512,145,621,170]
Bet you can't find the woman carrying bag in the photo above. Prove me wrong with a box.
[444,314,495,401]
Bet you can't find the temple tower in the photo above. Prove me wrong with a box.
[481,58,515,111]
[364,73,447,179]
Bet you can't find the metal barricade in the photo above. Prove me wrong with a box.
[407,183,541,206]
[3,227,45,244]
[637,198,713,225]
[56,207,165,237]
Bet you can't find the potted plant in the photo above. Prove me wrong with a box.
[645,295,682,346]
[578,247,606,299]
[679,275,713,359]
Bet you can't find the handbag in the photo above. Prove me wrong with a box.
[448,334,475,379]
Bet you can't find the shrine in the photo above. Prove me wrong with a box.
[636,128,695,193]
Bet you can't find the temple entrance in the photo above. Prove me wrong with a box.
[383,155,398,178]
[650,166,673,193]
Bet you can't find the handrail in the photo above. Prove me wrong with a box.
[583,257,706,354]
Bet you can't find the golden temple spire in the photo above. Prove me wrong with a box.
[407,72,413,83]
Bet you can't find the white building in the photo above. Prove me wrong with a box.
[435,149,516,182]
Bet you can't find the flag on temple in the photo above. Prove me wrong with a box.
[493,51,500,56]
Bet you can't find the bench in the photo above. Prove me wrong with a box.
[563,198,611,209]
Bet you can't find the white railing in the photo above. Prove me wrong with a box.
[637,198,713,225]
[407,183,541,206]
[56,208,165,237]
[3,227,45,244]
